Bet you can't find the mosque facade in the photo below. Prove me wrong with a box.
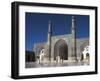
[33,16,89,63]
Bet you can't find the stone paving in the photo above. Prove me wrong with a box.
[25,60,89,68]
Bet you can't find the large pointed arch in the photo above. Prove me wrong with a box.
[54,39,68,60]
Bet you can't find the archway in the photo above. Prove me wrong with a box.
[54,39,68,60]
[80,41,89,60]
[86,53,89,59]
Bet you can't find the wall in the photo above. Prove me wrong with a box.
[0,0,99,81]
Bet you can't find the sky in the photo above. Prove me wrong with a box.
[25,13,89,51]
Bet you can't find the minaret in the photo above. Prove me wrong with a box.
[71,16,77,61]
[47,20,52,61]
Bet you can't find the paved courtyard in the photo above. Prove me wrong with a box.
[25,60,89,68]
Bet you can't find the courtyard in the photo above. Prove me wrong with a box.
[25,60,89,68]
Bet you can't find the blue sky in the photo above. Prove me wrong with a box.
[25,13,89,51]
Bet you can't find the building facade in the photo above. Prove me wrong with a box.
[33,16,89,62]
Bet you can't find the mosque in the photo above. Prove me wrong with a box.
[33,16,89,63]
